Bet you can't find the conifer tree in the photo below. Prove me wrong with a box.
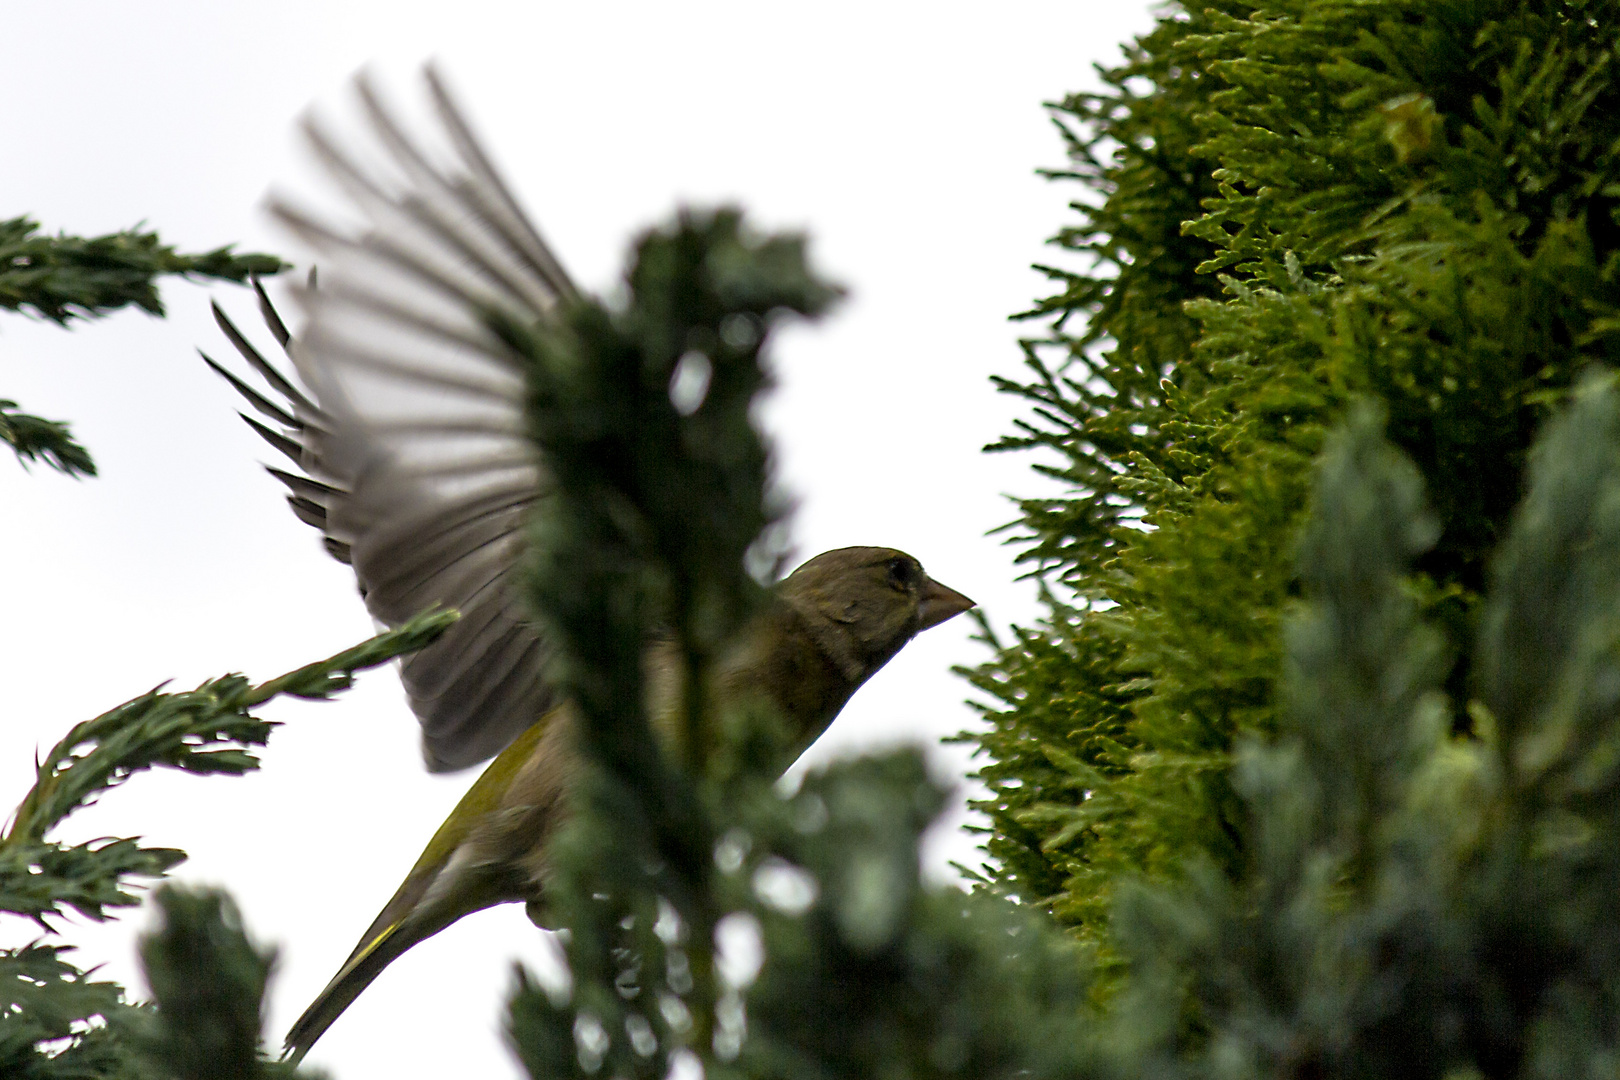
[0,614,454,1078]
[966,0,1620,970]
[1096,381,1620,1076]
[19,7,1620,1069]
[0,215,441,1076]
[2,208,1097,1079]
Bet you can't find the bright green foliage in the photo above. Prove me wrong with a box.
[494,216,1620,1080]
[497,208,1092,1080]
[0,215,285,476]
[1095,385,1620,1076]
[0,612,453,1079]
[966,0,1620,957]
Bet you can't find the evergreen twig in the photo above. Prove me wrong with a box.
[0,216,285,324]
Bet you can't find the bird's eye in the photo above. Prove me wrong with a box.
[886,557,918,591]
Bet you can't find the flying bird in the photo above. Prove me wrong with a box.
[203,66,974,1061]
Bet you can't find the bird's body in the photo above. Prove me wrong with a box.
[204,68,973,1062]
[282,547,971,1057]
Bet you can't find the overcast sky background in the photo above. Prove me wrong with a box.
[1,3,1154,1076]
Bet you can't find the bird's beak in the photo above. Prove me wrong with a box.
[917,577,976,630]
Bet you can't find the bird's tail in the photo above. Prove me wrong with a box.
[280,720,552,1062]
[282,902,464,1064]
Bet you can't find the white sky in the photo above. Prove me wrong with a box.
[1,3,1153,1076]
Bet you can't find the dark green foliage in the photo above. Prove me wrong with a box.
[0,400,95,477]
[501,207,846,1077]
[511,207,839,779]
[496,212,845,1073]
[134,886,306,1080]
[0,840,186,929]
[0,945,140,1079]
[0,612,453,1079]
[0,217,285,324]
[0,215,285,475]
[499,208,1092,1080]
[730,754,1093,1080]
[967,0,1620,959]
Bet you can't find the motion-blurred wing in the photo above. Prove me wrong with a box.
[207,67,574,772]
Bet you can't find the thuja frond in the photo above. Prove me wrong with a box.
[968,0,1620,961]
[0,608,457,925]
[0,400,95,477]
[0,216,287,478]
[0,216,285,325]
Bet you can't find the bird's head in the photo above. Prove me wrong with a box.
[776,546,975,683]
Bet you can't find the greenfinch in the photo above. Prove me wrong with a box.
[280,547,969,1059]
[203,68,974,1061]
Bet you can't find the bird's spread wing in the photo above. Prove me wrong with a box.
[208,67,573,771]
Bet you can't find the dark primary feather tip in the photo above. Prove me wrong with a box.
[209,298,259,357]
[201,350,299,428]
[265,466,341,501]
[287,495,329,530]
[251,275,292,347]
[242,414,305,466]
[324,537,355,565]
[212,297,316,413]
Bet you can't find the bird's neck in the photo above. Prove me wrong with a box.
[717,601,867,758]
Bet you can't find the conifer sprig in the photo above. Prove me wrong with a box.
[0,610,451,1077]
[0,217,285,325]
[135,886,306,1080]
[501,207,843,1076]
[0,609,457,924]
[0,215,286,476]
[0,401,95,477]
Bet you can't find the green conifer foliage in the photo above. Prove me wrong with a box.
[967,0,1620,959]
[0,216,285,476]
[497,208,1093,1080]
[1096,384,1620,1076]
[0,614,454,1079]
